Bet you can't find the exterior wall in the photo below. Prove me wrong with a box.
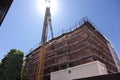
[23,48,39,80]
[83,23,118,73]
[51,61,108,80]
[23,21,119,80]
[107,42,120,72]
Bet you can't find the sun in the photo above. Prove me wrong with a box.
[36,0,58,15]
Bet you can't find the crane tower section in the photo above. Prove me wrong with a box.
[36,0,53,80]
[41,0,53,44]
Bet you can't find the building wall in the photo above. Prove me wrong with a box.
[107,42,120,72]
[51,61,108,80]
[23,21,119,80]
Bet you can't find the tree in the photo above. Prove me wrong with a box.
[0,49,24,80]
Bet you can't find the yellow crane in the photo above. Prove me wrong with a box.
[36,0,53,80]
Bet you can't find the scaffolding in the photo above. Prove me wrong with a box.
[23,17,118,80]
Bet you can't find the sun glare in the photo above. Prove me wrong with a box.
[36,0,58,15]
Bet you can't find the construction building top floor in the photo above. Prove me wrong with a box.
[23,17,120,80]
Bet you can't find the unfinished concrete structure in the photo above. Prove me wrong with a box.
[51,61,108,80]
[23,17,119,80]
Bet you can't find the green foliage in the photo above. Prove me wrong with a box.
[0,49,24,80]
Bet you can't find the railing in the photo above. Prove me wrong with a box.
[26,16,106,55]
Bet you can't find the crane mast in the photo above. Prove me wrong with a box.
[36,0,53,80]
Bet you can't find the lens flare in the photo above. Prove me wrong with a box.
[36,0,58,15]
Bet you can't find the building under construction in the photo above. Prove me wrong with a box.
[23,17,120,80]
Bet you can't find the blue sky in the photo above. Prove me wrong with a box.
[0,0,120,60]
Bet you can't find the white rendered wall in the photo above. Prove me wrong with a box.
[51,61,108,80]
